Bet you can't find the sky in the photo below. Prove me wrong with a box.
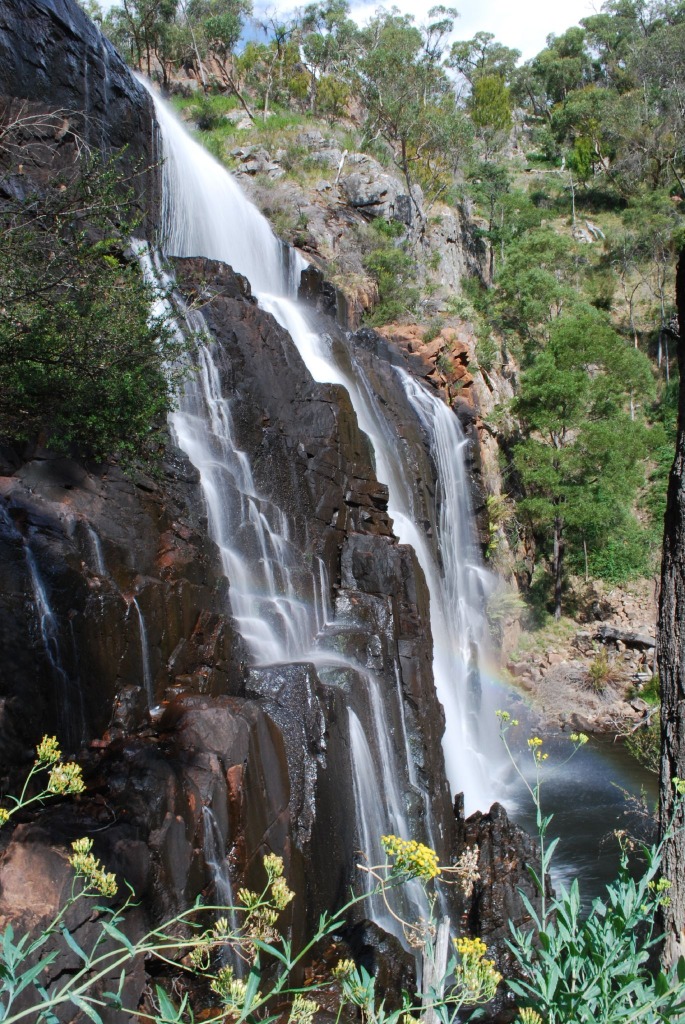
[98,0,600,62]
[264,0,601,60]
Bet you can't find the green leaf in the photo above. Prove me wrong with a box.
[70,995,104,1023]
[59,923,89,963]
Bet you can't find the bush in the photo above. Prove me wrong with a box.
[626,711,661,773]
[0,150,186,465]
[363,220,418,325]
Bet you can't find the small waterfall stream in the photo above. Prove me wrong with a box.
[1,507,84,750]
[132,598,155,707]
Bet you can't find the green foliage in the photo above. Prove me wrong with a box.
[0,739,501,1024]
[469,75,512,134]
[356,7,472,200]
[585,646,616,692]
[187,91,238,130]
[509,833,685,1024]
[449,31,521,86]
[626,712,661,773]
[0,152,185,465]
[512,306,654,613]
[363,220,418,324]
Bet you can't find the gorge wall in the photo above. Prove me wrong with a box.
[0,2,540,1019]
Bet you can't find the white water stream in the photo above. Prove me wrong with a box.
[142,84,497,901]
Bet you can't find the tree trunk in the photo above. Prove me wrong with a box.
[553,515,564,619]
[658,247,685,967]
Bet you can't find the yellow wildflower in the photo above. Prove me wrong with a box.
[271,875,294,910]
[454,934,501,1004]
[0,808,10,827]
[263,852,285,880]
[569,732,588,746]
[381,835,441,880]
[35,735,61,764]
[288,994,318,1024]
[47,762,85,795]
[518,1010,543,1024]
[68,837,117,897]
[332,958,356,979]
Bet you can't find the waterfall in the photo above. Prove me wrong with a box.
[132,598,154,706]
[168,323,315,665]
[202,806,242,972]
[85,523,106,576]
[261,307,499,813]
[0,507,84,751]
[141,82,492,895]
[202,805,236,907]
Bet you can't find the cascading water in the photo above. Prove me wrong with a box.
[202,805,235,907]
[0,507,84,750]
[84,523,106,576]
[262,301,501,813]
[131,598,154,707]
[202,806,243,971]
[142,81,494,908]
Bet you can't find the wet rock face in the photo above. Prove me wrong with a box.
[456,800,546,1022]
[0,445,245,760]
[0,0,159,225]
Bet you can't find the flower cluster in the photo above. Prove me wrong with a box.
[47,761,86,795]
[453,936,502,1004]
[453,845,480,899]
[569,732,588,745]
[517,1009,543,1024]
[495,710,519,726]
[69,837,118,897]
[271,875,294,911]
[647,876,672,908]
[36,735,61,764]
[288,994,319,1024]
[381,835,441,880]
[332,958,356,980]
[212,966,260,1016]
[263,852,285,881]
[527,737,548,763]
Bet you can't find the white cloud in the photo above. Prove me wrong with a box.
[257,0,599,60]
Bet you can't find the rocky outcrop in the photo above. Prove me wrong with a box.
[0,0,160,226]
[170,258,459,917]
[457,800,547,1023]
[226,131,487,325]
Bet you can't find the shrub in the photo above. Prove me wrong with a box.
[0,148,186,465]
[0,740,498,1024]
[586,646,617,692]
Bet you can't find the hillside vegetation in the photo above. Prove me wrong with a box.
[84,0,685,618]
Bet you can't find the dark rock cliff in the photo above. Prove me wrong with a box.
[0,0,160,225]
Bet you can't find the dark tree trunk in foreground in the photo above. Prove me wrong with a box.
[658,247,685,967]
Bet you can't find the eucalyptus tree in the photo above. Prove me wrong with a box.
[299,0,359,113]
[448,31,521,86]
[104,0,179,79]
[356,6,472,213]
